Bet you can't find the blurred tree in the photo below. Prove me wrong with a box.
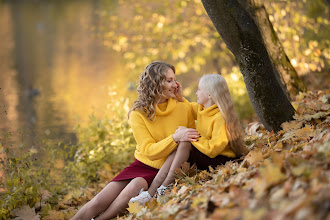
[201,0,295,132]
[97,0,236,75]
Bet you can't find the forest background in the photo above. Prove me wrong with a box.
[0,0,329,219]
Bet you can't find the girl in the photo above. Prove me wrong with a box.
[130,74,248,204]
[72,61,199,220]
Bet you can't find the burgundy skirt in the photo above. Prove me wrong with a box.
[111,159,159,187]
[188,146,235,170]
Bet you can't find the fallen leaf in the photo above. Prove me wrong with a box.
[281,120,303,132]
[282,195,308,217]
[303,112,328,121]
[244,150,264,166]
[243,208,267,220]
[43,210,65,220]
[318,94,329,103]
[177,185,189,195]
[198,170,212,182]
[271,151,284,169]
[259,162,286,186]
[253,161,286,197]
[191,196,207,208]
[127,201,144,214]
[13,205,40,220]
[41,190,51,200]
[245,122,264,136]
[291,163,312,177]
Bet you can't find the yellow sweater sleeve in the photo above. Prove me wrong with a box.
[193,117,229,158]
[183,98,198,120]
[129,111,177,161]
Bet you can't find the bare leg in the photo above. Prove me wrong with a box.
[72,180,130,220]
[162,141,191,186]
[95,177,148,220]
[147,150,177,196]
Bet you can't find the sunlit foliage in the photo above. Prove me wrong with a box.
[65,88,136,184]
[266,0,329,74]
[0,139,68,219]
[97,0,234,75]
[0,89,136,219]
[97,0,328,78]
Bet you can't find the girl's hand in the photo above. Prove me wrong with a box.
[172,126,200,142]
[174,81,184,102]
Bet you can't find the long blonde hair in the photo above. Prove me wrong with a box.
[129,61,175,120]
[199,74,249,157]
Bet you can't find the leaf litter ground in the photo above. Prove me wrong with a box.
[123,90,329,220]
[12,90,329,220]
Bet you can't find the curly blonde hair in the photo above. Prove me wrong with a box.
[199,74,249,157]
[129,61,175,120]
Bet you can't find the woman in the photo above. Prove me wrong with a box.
[72,61,199,220]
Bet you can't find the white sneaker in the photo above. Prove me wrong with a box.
[156,185,167,196]
[129,188,152,204]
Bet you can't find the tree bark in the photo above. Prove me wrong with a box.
[201,0,295,132]
[241,0,307,98]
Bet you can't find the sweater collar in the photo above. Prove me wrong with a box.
[199,104,219,116]
[155,98,176,116]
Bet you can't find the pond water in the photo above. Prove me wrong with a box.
[0,0,135,147]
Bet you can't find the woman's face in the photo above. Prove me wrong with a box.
[159,68,177,103]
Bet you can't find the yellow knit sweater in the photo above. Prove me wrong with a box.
[189,101,236,158]
[129,98,195,169]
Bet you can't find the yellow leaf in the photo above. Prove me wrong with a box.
[294,126,314,138]
[243,208,267,220]
[259,161,286,187]
[127,202,144,214]
[198,170,212,181]
[43,210,65,220]
[281,120,303,132]
[291,164,311,177]
[191,196,207,208]
[274,141,283,150]
[244,150,263,166]
[271,151,284,169]
[237,167,247,172]
[303,112,327,121]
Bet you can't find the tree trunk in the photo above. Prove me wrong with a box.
[241,0,307,98]
[201,0,295,132]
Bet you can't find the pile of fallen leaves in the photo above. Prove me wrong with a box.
[10,90,329,219]
[124,90,329,220]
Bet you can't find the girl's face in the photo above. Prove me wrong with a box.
[196,84,209,107]
[159,68,177,103]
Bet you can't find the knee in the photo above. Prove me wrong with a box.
[122,177,148,198]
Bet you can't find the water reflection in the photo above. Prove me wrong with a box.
[0,0,133,147]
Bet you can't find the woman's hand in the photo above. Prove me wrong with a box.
[174,81,184,102]
[172,126,200,142]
